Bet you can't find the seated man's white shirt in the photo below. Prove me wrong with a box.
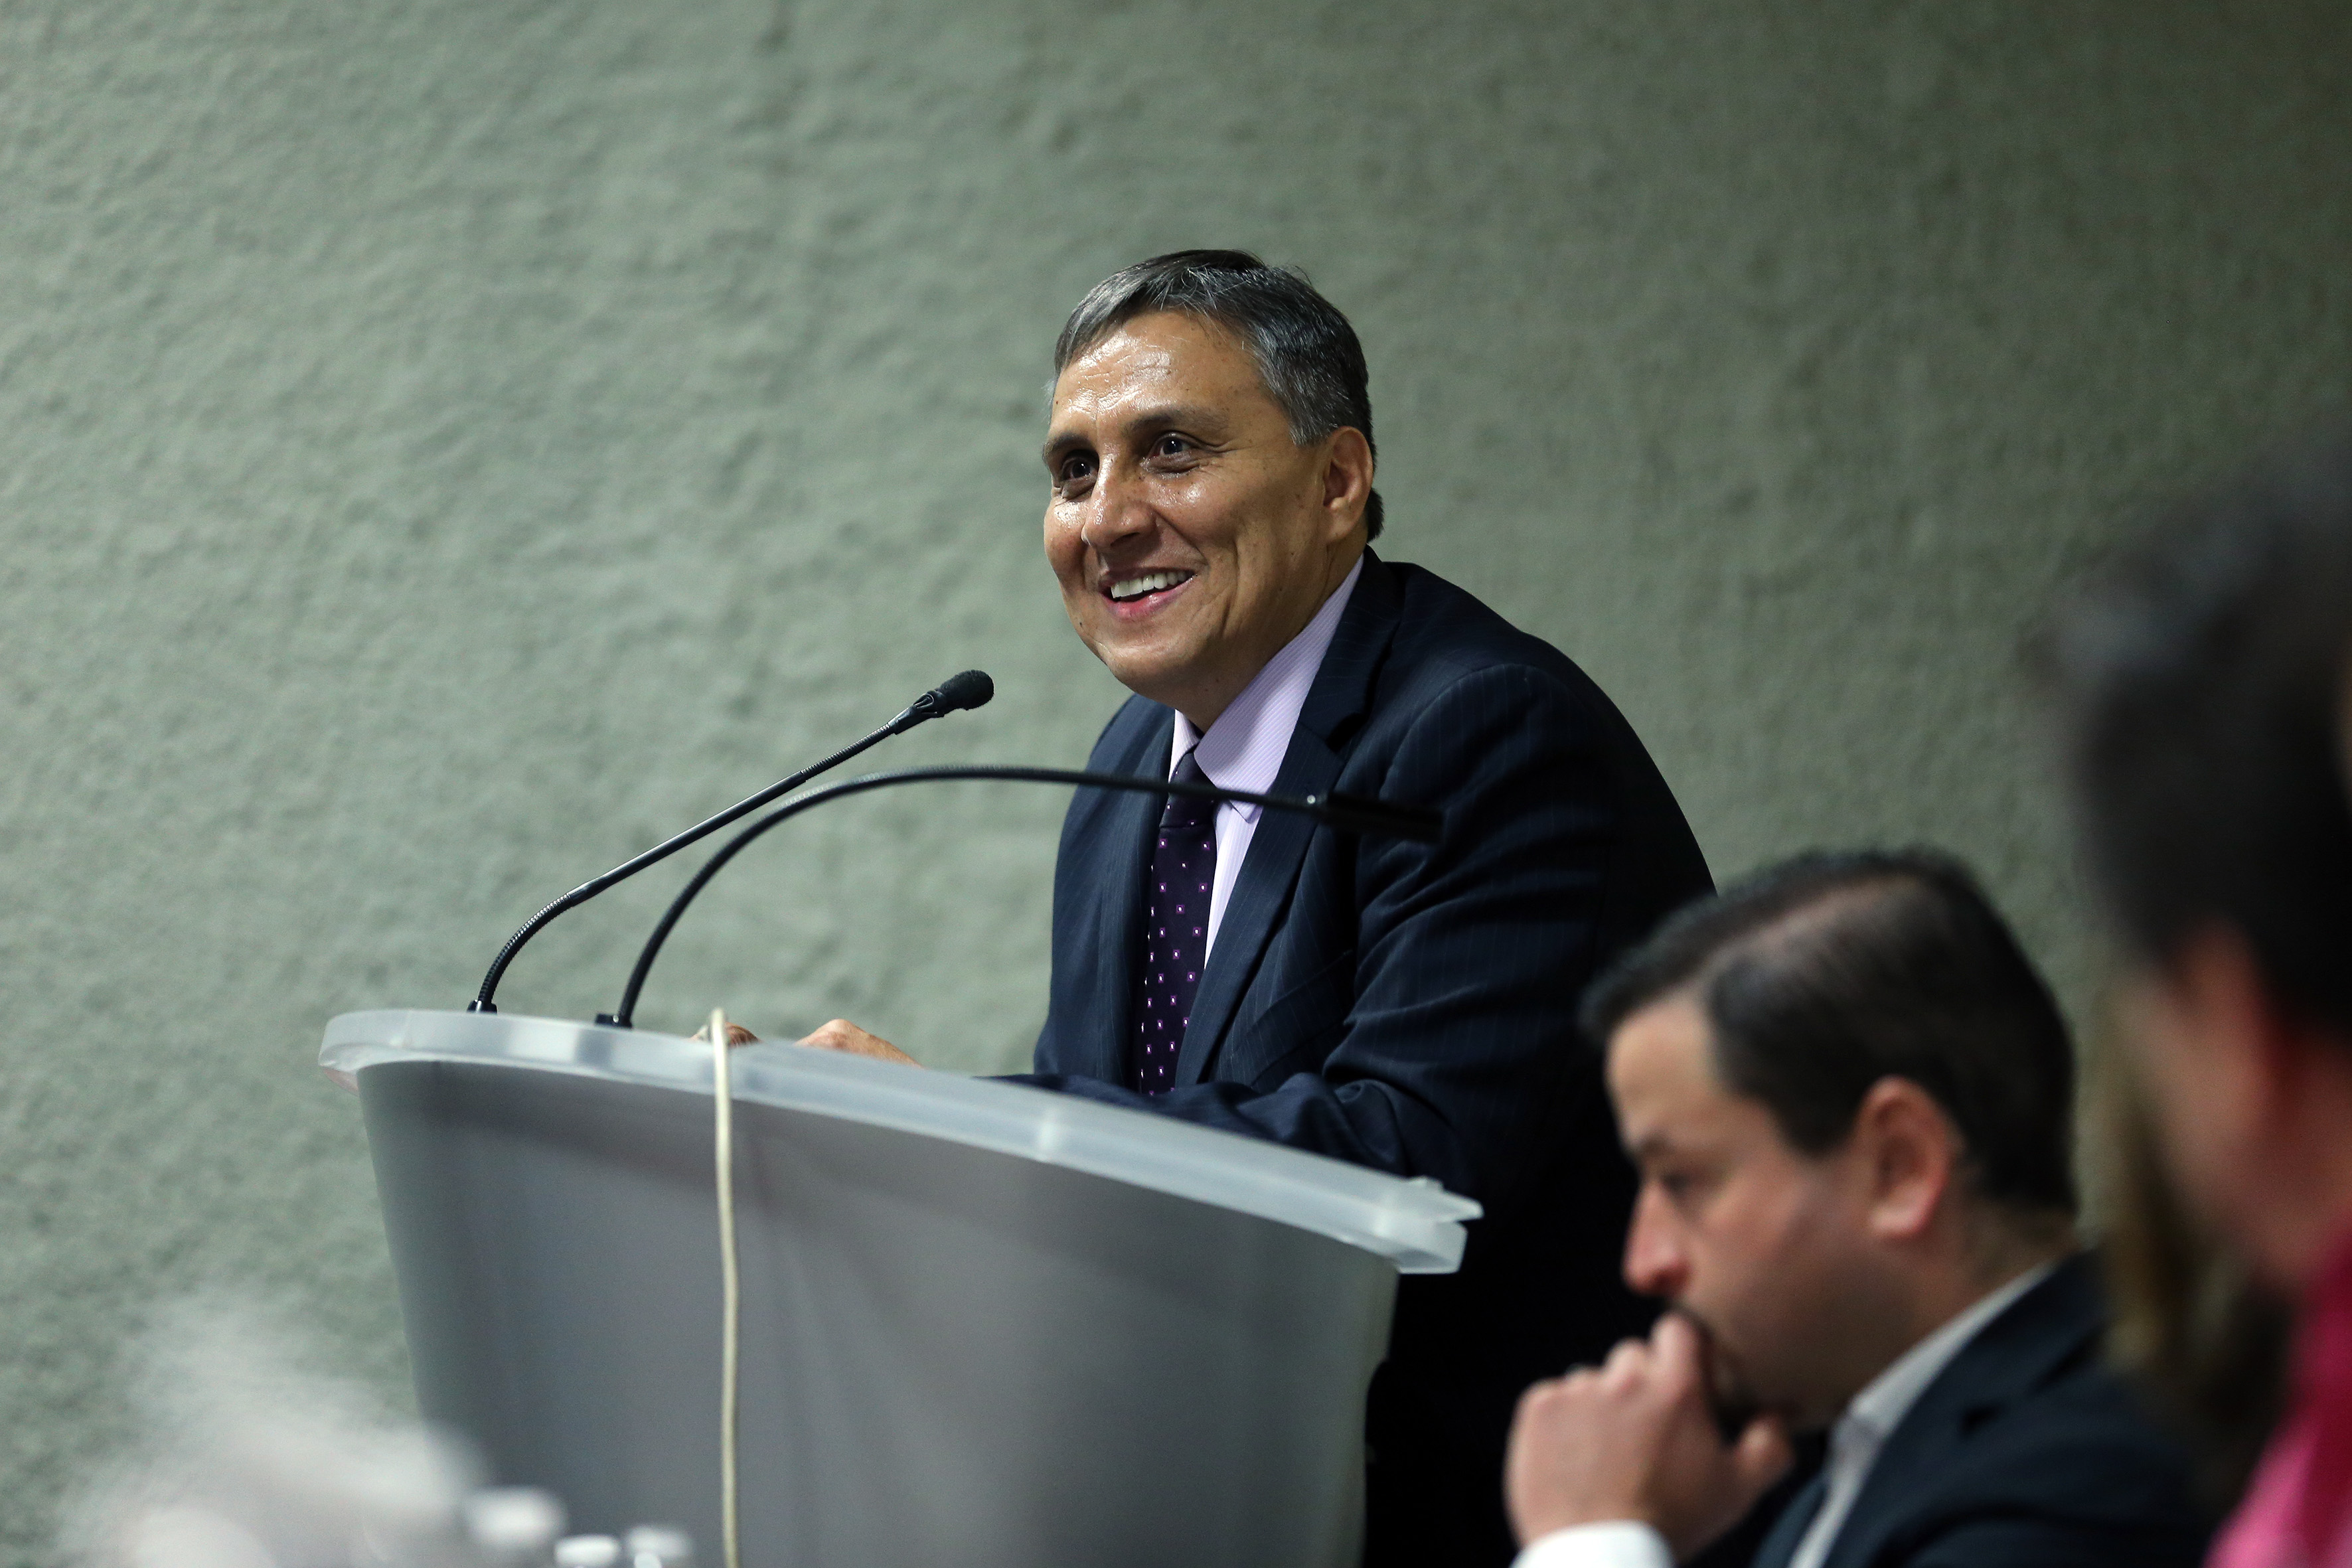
[1170,554,1362,962]
[1513,1522,1673,1568]
[1511,1261,2058,1568]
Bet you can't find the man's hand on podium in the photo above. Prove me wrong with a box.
[798,1019,919,1067]
[686,1016,918,1065]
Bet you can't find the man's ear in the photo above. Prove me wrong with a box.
[1853,1077,1960,1244]
[1320,427,1375,538]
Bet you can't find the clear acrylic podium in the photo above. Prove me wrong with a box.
[322,1010,1478,1568]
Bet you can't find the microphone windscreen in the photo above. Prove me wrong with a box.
[935,669,994,713]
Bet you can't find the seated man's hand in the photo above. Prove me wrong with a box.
[688,1020,761,1048]
[798,1018,919,1067]
[1505,1313,1791,1558]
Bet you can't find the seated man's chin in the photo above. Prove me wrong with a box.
[1671,1308,1771,1440]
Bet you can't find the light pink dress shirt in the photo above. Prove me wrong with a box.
[1169,554,1364,963]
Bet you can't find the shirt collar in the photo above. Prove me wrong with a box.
[1840,1259,2059,1447]
[1171,554,1364,814]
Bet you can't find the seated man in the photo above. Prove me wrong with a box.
[1504,850,2211,1567]
[800,250,1714,1560]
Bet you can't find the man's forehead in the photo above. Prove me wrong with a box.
[1048,311,1271,423]
[1059,334,1178,401]
[1607,995,1737,1140]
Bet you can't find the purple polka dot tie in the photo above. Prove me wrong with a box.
[1129,748,1217,1096]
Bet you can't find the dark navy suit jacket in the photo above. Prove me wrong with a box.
[1749,1255,2211,1568]
[1021,552,1713,1561]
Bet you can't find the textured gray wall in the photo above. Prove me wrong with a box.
[4,1,2349,1557]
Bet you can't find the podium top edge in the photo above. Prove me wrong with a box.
[321,1009,1478,1273]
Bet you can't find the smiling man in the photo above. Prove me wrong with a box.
[1504,851,2209,1568]
[805,250,1713,1559]
[1029,250,1717,1561]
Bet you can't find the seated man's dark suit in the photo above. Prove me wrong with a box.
[1023,550,1713,1563]
[1749,1254,2211,1568]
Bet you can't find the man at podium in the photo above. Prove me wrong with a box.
[800,251,1713,1563]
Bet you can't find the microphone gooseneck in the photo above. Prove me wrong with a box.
[604,763,1443,1030]
[467,671,994,1016]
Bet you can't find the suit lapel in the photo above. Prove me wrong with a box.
[1173,554,1404,1085]
[1174,731,1343,1084]
[1063,708,1170,1084]
[1752,1473,1830,1568]
[1819,1255,2102,1568]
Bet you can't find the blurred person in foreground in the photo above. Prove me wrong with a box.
[2095,1054,2291,1514]
[2045,434,2352,1568]
[785,250,1715,1559]
[1502,850,2210,1567]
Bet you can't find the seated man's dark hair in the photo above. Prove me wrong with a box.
[1055,249,1385,541]
[2040,432,2352,1038]
[1581,849,2078,1217]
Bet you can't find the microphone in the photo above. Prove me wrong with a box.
[602,763,1443,1029]
[466,671,994,1016]
[889,669,994,733]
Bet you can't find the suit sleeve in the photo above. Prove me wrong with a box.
[1021,663,1620,1211]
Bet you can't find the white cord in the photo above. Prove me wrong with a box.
[712,1007,742,1568]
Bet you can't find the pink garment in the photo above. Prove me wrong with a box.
[2213,1232,2352,1568]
